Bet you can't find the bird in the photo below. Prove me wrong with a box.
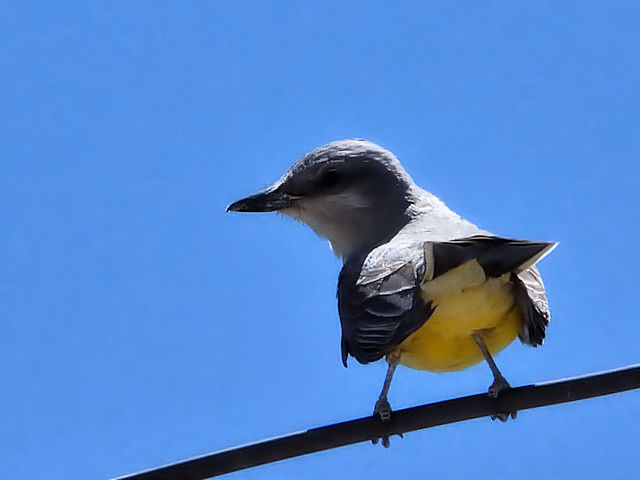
[227,139,556,442]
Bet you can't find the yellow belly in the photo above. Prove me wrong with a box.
[396,261,523,372]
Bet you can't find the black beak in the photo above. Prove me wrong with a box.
[226,186,299,212]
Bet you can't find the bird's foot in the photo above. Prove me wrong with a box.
[372,432,403,448]
[373,397,392,422]
[491,411,518,422]
[372,397,400,448]
[488,375,511,398]
[487,375,517,421]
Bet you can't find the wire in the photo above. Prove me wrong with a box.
[113,363,640,480]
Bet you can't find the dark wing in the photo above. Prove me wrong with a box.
[513,266,550,346]
[426,235,555,347]
[339,235,555,366]
[338,258,434,366]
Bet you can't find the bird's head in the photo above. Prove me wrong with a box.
[227,139,419,258]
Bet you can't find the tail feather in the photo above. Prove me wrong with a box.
[429,235,557,279]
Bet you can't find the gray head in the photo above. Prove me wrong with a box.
[227,139,420,258]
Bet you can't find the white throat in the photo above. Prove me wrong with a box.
[281,192,376,258]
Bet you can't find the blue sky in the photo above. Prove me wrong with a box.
[2,2,640,479]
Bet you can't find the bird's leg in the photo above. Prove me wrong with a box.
[372,353,401,448]
[471,331,510,396]
[373,353,399,421]
[471,331,516,422]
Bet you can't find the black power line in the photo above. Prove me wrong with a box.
[114,364,640,480]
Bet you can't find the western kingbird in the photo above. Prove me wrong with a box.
[228,139,555,437]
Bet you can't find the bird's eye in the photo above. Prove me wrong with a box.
[318,169,342,189]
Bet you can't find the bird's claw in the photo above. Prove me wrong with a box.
[373,397,392,422]
[487,376,517,421]
[372,398,402,448]
[488,375,511,398]
[491,411,518,422]
[372,436,391,448]
[372,432,403,448]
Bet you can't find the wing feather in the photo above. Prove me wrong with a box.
[338,235,555,365]
[338,259,433,366]
[514,266,551,346]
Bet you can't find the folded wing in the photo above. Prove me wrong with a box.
[338,257,434,366]
[338,235,556,366]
